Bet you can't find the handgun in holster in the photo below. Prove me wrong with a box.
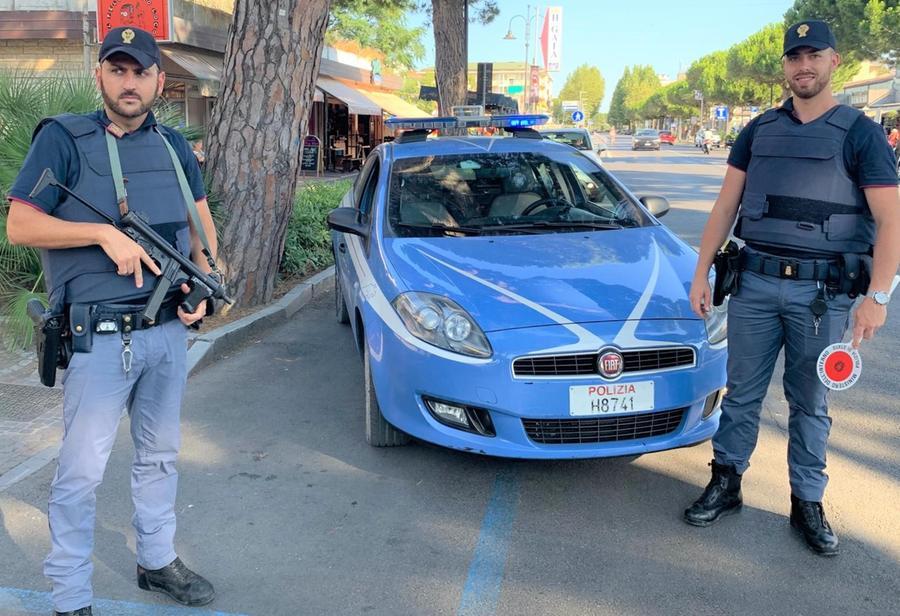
[27,299,71,388]
[712,240,742,307]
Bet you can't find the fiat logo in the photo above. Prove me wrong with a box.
[597,350,624,379]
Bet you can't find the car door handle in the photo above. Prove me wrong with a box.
[338,242,347,253]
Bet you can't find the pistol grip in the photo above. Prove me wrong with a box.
[181,280,211,314]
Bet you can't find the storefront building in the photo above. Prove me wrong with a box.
[0,3,431,171]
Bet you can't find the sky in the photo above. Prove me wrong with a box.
[409,0,797,111]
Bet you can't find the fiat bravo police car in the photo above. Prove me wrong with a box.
[328,111,727,458]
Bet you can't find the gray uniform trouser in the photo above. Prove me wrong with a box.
[713,263,854,502]
[45,319,187,612]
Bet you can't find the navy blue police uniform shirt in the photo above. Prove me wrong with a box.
[8,110,206,215]
[728,98,898,258]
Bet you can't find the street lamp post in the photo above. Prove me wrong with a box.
[503,5,535,113]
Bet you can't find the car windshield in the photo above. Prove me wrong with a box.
[539,131,589,150]
[387,150,650,238]
[635,129,659,137]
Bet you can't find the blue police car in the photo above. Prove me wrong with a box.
[328,112,727,458]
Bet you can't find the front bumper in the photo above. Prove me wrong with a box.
[367,319,726,459]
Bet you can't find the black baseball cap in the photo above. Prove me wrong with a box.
[783,20,837,56]
[99,26,162,69]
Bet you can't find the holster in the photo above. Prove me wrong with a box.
[824,253,871,298]
[32,308,71,388]
[713,240,742,306]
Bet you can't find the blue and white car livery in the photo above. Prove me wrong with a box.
[329,113,727,459]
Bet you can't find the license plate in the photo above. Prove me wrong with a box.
[569,381,654,416]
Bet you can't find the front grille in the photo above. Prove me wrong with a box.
[513,347,695,377]
[522,408,685,444]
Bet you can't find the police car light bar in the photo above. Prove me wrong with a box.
[385,114,549,131]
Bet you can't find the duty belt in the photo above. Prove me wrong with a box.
[740,251,837,281]
[90,299,181,332]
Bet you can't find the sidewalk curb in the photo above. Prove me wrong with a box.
[0,267,334,494]
[0,445,58,493]
[186,266,335,375]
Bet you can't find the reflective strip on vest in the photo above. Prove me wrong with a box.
[735,105,875,255]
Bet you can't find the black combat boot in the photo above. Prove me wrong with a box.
[790,494,839,556]
[54,608,92,616]
[683,460,743,527]
[137,557,215,606]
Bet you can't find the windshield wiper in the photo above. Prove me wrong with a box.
[482,220,624,232]
[397,222,484,236]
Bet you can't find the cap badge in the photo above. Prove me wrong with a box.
[122,29,135,44]
[797,24,809,38]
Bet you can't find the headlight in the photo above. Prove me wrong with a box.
[393,292,492,358]
[705,298,728,345]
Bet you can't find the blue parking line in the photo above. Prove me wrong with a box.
[0,587,249,616]
[457,470,520,616]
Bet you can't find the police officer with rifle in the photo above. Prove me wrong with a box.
[6,27,229,614]
[683,21,900,556]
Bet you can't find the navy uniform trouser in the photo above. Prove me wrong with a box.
[713,262,854,502]
[45,319,187,612]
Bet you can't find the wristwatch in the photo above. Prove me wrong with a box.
[866,290,891,306]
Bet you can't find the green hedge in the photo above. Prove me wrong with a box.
[280,179,353,276]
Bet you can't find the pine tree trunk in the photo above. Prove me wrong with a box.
[432,0,468,116]
[205,0,331,307]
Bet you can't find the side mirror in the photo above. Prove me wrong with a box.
[327,207,370,238]
[638,195,670,219]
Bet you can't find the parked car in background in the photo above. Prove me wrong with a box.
[724,132,737,148]
[539,128,607,165]
[632,128,661,151]
[658,130,676,145]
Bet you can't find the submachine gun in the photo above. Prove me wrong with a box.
[26,169,234,387]
[29,168,234,324]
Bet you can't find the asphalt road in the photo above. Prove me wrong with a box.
[0,139,897,616]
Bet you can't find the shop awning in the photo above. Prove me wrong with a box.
[160,48,222,97]
[360,90,431,118]
[872,88,900,108]
[316,77,381,116]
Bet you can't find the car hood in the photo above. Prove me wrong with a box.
[383,226,700,332]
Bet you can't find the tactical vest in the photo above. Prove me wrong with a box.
[734,104,875,255]
[37,113,192,306]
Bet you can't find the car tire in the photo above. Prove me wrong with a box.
[335,260,350,325]
[364,340,411,447]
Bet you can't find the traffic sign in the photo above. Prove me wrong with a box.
[561,100,579,110]
[694,90,704,101]
[571,110,584,122]
[750,106,759,114]
[715,106,728,120]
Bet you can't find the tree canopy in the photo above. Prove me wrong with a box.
[558,64,606,119]
[608,65,660,127]
[328,0,425,69]
[785,0,900,67]
[726,23,785,106]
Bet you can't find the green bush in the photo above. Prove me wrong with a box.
[280,179,352,276]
